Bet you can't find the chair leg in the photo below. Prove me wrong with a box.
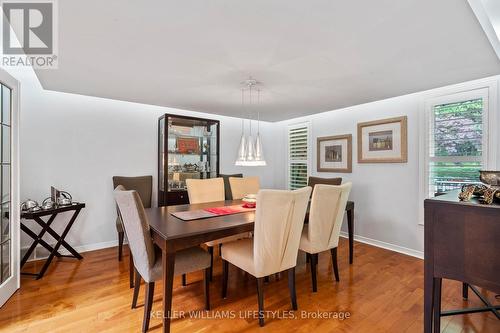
[132,268,141,309]
[208,246,214,282]
[310,253,318,292]
[331,248,339,282]
[222,259,228,298]
[462,282,469,300]
[182,274,187,286]
[118,231,124,261]
[129,253,135,289]
[288,267,298,310]
[204,268,210,310]
[142,282,155,333]
[256,277,265,327]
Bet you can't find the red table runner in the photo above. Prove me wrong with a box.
[171,204,255,221]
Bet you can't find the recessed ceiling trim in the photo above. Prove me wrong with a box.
[468,0,500,60]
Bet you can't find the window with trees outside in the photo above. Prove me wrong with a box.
[426,89,488,197]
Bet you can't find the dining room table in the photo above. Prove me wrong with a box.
[146,199,355,333]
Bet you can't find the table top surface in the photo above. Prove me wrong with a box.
[425,190,500,210]
[146,200,354,241]
[21,202,86,219]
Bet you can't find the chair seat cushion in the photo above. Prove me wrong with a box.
[221,238,263,277]
[149,246,211,282]
[204,232,251,247]
[299,225,322,254]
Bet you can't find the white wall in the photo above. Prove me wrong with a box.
[6,66,499,258]
[7,68,279,253]
[275,76,500,256]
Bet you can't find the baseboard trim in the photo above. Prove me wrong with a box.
[22,240,120,262]
[340,231,424,260]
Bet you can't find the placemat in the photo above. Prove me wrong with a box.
[171,204,255,221]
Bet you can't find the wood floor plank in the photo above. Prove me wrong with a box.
[0,238,498,332]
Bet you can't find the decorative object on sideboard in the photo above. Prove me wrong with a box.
[57,191,73,206]
[235,77,266,166]
[357,116,408,163]
[479,170,500,189]
[20,199,39,212]
[317,134,352,173]
[458,183,499,204]
[41,197,56,210]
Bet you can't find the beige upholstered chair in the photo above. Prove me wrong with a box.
[114,186,211,333]
[228,176,260,200]
[186,178,249,281]
[112,175,153,289]
[300,183,352,292]
[221,187,312,327]
[307,176,342,191]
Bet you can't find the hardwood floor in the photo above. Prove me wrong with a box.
[1,238,498,332]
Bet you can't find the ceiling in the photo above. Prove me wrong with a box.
[34,0,500,122]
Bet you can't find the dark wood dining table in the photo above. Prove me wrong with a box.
[146,199,355,333]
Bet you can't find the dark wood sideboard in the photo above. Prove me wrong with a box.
[424,190,500,333]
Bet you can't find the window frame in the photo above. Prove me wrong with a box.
[418,81,498,225]
[286,122,311,190]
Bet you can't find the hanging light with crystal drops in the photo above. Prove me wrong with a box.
[253,88,267,166]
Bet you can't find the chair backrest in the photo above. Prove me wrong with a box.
[307,176,342,193]
[253,187,311,277]
[219,173,243,200]
[186,178,225,204]
[113,186,156,282]
[307,183,352,252]
[112,175,153,208]
[229,176,260,200]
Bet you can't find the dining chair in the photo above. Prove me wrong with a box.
[219,173,243,200]
[307,176,342,190]
[114,186,211,333]
[113,175,153,289]
[186,177,251,281]
[228,176,260,200]
[221,187,312,327]
[299,183,352,292]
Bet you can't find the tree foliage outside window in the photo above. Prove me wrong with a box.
[429,98,484,195]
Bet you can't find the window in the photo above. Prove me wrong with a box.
[424,89,489,197]
[288,123,309,190]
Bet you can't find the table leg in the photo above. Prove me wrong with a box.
[433,278,442,333]
[20,214,60,267]
[36,209,82,279]
[33,215,83,259]
[162,249,175,333]
[424,270,434,333]
[347,208,354,264]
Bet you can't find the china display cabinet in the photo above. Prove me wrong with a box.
[158,114,220,206]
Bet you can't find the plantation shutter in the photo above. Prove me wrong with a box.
[427,91,488,197]
[288,124,309,190]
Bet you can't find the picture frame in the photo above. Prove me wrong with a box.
[357,116,407,163]
[317,134,352,173]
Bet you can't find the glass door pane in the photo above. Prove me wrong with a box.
[0,84,11,285]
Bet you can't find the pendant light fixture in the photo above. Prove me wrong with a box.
[235,77,267,166]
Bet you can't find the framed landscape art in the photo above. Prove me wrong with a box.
[317,134,352,173]
[357,116,407,163]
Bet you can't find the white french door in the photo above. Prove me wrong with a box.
[0,67,19,307]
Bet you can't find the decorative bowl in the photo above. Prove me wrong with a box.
[479,171,500,189]
[242,194,257,208]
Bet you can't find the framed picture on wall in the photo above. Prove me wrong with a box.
[317,134,352,173]
[357,116,407,163]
